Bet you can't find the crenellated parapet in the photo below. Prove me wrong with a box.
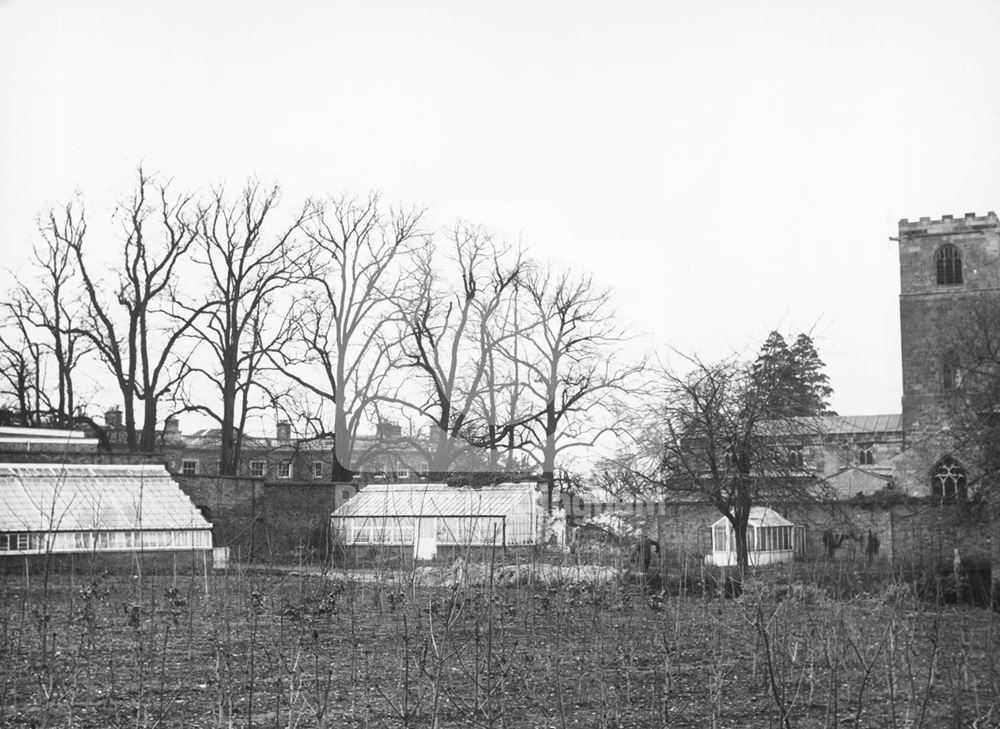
[899,211,999,237]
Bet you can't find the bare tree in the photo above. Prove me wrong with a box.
[0,219,93,426]
[269,194,422,480]
[940,295,1000,496]
[393,225,523,473]
[469,282,532,471]
[183,182,308,475]
[0,296,45,425]
[514,269,640,508]
[57,170,207,452]
[612,353,829,577]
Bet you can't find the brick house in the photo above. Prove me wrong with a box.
[157,419,433,483]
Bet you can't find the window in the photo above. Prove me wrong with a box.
[712,524,729,553]
[312,461,323,478]
[942,353,960,391]
[278,461,292,479]
[787,446,804,468]
[858,445,875,466]
[935,244,963,285]
[757,526,793,552]
[418,462,429,475]
[931,456,967,500]
[249,460,265,478]
[0,533,39,552]
[181,460,198,476]
[397,467,410,479]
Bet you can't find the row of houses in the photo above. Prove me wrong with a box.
[106,415,436,482]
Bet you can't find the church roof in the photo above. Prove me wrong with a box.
[761,413,903,438]
[812,414,903,435]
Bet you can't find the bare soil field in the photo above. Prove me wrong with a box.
[1,561,999,728]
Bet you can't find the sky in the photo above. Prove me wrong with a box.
[2,0,1000,422]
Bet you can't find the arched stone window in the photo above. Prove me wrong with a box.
[858,445,875,466]
[931,456,967,500]
[942,351,959,391]
[935,244,963,285]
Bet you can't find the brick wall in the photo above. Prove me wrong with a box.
[175,476,361,563]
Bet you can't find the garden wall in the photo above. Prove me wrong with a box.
[562,497,993,572]
[175,476,360,563]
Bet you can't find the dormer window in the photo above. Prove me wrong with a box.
[935,244,963,285]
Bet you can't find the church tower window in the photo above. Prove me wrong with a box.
[941,351,959,391]
[931,456,966,500]
[935,244,963,285]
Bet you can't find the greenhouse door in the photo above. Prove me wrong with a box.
[414,517,437,560]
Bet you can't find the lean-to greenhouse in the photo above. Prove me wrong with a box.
[0,464,213,555]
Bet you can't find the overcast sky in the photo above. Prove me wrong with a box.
[3,0,1000,420]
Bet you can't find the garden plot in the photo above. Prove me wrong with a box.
[1,564,998,728]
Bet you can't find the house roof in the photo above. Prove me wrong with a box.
[332,483,534,519]
[710,506,794,529]
[0,463,212,533]
[0,427,99,450]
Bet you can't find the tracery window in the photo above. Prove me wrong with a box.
[859,445,875,466]
[935,244,963,285]
[931,456,966,500]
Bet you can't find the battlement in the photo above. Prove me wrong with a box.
[899,211,999,237]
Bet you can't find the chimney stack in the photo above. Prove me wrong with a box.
[376,421,403,438]
[104,407,122,428]
[276,421,291,441]
[164,416,180,435]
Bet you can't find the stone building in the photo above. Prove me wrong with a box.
[769,211,999,500]
[893,212,1000,498]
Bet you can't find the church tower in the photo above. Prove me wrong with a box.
[896,211,1000,496]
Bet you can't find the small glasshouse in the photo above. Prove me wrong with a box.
[706,507,804,567]
[331,483,540,560]
[0,464,213,556]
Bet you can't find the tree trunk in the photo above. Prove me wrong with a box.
[220,376,237,475]
[332,397,355,482]
[138,398,158,452]
[123,396,137,452]
[733,517,750,582]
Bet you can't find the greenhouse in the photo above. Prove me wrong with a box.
[331,482,541,559]
[706,507,804,567]
[0,463,213,556]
